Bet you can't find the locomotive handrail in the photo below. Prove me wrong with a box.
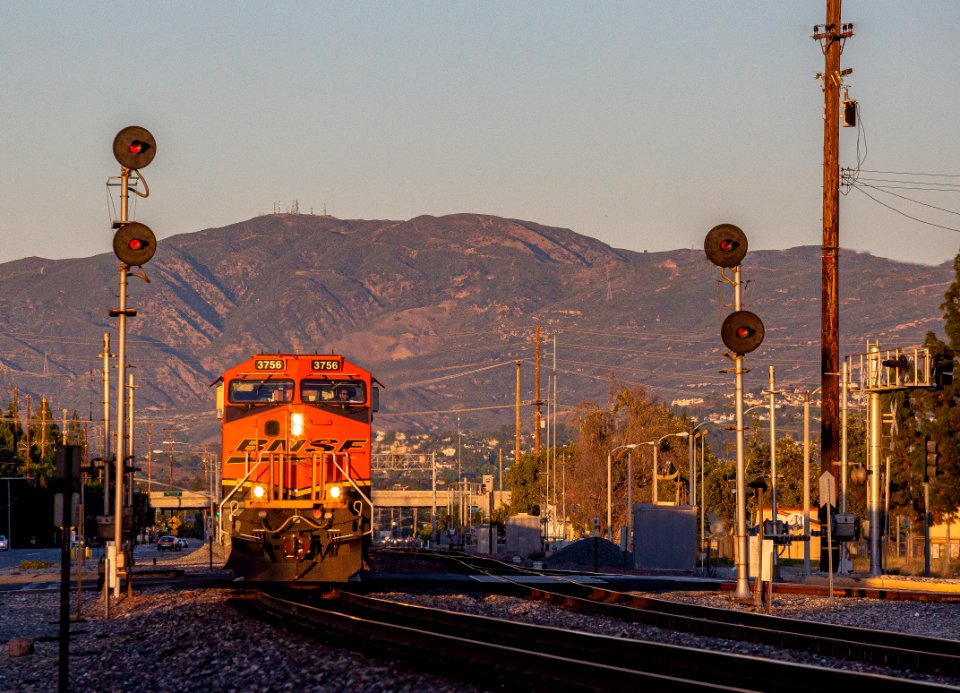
[218,452,269,541]
[219,452,268,507]
[330,452,375,537]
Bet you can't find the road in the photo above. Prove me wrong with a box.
[0,539,208,571]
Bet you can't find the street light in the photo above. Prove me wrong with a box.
[697,430,710,571]
[688,421,711,508]
[606,444,638,542]
[640,432,690,506]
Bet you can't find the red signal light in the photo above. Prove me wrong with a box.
[720,310,764,355]
[704,224,748,268]
[113,222,156,266]
[113,126,156,169]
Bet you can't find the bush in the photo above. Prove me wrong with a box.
[19,560,53,570]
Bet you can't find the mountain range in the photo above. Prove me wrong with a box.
[0,212,952,447]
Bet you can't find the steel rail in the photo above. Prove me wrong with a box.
[252,588,949,692]
[246,590,739,692]
[372,550,960,676]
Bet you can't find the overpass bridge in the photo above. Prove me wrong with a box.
[149,489,512,510]
[149,491,212,509]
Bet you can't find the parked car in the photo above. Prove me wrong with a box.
[0,535,7,551]
[157,536,180,552]
[176,538,189,550]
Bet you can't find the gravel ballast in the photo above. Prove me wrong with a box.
[3,550,960,691]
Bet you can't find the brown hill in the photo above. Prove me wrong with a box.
[0,213,951,445]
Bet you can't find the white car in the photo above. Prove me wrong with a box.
[176,538,189,550]
[0,535,8,551]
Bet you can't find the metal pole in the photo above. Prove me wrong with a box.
[606,452,612,541]
[6,479,11,550]
[688,430,695,507]
[868,345,882,576]
[431,452,437,541]
[112,165,132,600]
[102,334,110,512]
[652,445,659,506]
[733,265,750,599]
[626,451,632,549]
[924,482,931,577]
[127,373,134,506]
[768,366,779,578]
[700,436,706,571]
[562,455,566,541]
[515,361,521,469]
[803,392,811,575]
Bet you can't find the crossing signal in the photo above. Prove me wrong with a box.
[704,224,748,268]
[721,310,764,355]
[113,222,156,266]
[113,126,157,170]
[925,435,940,481]
[933,349,955,388]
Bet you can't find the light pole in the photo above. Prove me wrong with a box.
[698,430,710,571]
[606,444,638,542]
[688,422,711,507]
[644,432,689,506]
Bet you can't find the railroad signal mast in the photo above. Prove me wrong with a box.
[105,125,158,601]
[704,224,764,600]
[847,344,955,576]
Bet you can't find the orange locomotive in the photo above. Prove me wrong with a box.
[216,354,379,581]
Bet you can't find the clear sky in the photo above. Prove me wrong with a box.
[2,2,959,266]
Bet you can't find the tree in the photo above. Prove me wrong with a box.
[504,450,541,516]
[0,401,22,475]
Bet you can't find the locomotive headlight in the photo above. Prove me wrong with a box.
[328,485,342,500]
[290,412,305,437]
[252,484,266,500]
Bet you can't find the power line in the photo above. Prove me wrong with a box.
[850,184,960,234]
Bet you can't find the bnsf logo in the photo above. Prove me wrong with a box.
[230,438,368,454]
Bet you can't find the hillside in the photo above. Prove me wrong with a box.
[0,213,951,446]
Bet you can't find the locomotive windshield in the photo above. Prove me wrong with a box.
[301,379,366,404]
[228,378,295,404]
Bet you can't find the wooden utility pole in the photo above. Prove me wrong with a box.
[813,0,853,477]
[515,360,521,467]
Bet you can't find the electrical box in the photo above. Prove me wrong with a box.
[833,513,857,541]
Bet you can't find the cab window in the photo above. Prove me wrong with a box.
[228,379,295,404]
[301,380,366,404]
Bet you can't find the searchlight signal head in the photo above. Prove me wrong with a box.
[721,310,764,355]
[113,126,157,170]
[704,224,748,268]
[113,222,157,266]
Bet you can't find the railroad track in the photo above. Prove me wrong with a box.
[244,587,953,691]
[366,549,960,680]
